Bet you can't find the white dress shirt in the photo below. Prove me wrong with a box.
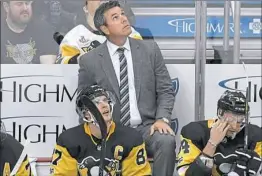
[107,38,142,127]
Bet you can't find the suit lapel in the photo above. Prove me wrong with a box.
[129,38,141,100]
[98,43,120,101]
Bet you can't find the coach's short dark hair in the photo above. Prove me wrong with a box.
[94,1,121,35]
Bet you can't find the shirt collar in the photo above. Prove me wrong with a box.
[107,38,130,57]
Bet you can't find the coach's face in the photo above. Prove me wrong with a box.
[101,6,132,38]
[4,1,33,25]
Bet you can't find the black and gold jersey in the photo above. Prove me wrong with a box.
[0,133,32,176]
[177,119,262,176]
[50,122,151,176]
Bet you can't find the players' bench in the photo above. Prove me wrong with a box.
[33,119,178,164]
[29,120,178,176]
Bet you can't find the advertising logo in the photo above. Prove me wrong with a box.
[218,76,262,102]
[2,116,67,143]
[171,78,179,135]
[0,75,77,103]
[0,73,78,144]
[218,75,262,119]
[249,18,262,34]
[171,118,179,135]
[168,17,243,35]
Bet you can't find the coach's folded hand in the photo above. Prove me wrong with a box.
[233,148,262,175]
[150,120,175,136]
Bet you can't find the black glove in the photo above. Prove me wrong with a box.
[233,148,261,176]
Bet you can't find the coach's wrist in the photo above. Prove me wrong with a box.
[160,117,170,125]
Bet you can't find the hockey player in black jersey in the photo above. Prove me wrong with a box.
[176,90,262,176]
[50,85,151,176]
[0,120,33,176]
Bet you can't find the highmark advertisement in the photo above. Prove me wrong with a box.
[135,16,262,38]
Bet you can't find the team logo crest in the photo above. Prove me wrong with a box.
[78,156,121,176]
[171,78,180,97]
[171,118,179,135]
[171,78,179,135]
[79,36,89,44]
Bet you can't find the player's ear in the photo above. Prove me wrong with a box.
[217,108,224,117]
[84,111,92,120]
[108,100,113,111]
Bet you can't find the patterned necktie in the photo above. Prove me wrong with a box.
[117,48,130,126]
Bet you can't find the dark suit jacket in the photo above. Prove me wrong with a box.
[78,38,175,125]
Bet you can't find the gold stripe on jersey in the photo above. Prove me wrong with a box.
[61,45,80,57]
[84,122,116,145]
[211,165,221,176]
[58,56,75,64]
[2,157,32,176]
[130,33,143,40]
[254,141,262,157]
[59,45,80,64]
[3,163,11,176]
[207,119,216,128]
[15,155,33,176]
[177,136,201,169]
[50,145,78,176]
[122,142,151,176]
[78,168,88,176]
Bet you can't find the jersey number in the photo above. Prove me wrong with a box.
[136,148,146,165]
[180,139,190,154]
[52,149,62,165]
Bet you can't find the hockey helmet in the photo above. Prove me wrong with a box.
[76,85,115,125]
[217,90,249,116]
[217,90,249,139]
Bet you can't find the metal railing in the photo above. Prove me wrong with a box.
[194,0,243,121]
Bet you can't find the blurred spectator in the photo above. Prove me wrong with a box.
[1,1,57,64]
[36,1,77,33]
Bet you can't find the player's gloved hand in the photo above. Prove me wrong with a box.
[233,148,262,176]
